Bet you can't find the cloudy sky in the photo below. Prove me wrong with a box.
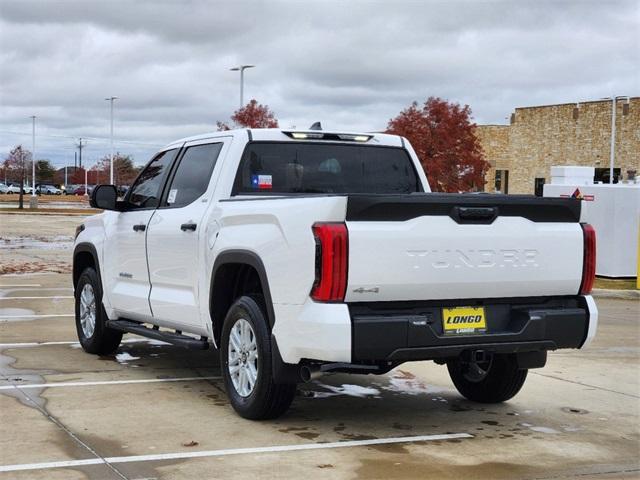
[0,0,638,169]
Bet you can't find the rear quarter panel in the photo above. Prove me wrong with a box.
[210,196,348,305]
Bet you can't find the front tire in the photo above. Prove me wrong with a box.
[220,295,296,420]
[447,353,528,403]
[75,267,122,354]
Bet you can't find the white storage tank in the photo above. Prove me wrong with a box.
[550,166,596,186]
[544,169,639,278]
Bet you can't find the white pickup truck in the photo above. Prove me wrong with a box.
[73,127,597,419]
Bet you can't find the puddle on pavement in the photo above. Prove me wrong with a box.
[0,236,74,251]
[0,347,51,409]
[115,352,141,364]
[300,369,453,400]
[310,382,382,398]
[0,287,73,299]
[0,306,37,320]
[378,369,451,396]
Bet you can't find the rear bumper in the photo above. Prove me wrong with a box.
[350,295,598,363]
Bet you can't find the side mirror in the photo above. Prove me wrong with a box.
[90,185,118,210]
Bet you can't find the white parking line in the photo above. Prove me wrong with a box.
[0,338,169,348]
[0,340,78,348]
[0,376,220,391]
[0,314,73,322]
[0,433,473,473]
[0,296,73,300]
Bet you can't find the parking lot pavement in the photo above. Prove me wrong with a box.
[0,273,638,480]
[0,213,85,274]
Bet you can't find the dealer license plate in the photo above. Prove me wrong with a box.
[442,306,487,334]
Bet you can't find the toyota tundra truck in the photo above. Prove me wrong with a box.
[73,127,597,419]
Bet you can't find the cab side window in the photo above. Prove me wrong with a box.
[127,149,178,209]
[163,143,222,208]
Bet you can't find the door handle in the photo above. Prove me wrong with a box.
[181,223,197,232]
[133,224,146,232]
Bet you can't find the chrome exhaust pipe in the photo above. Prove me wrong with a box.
[300,365,322,382]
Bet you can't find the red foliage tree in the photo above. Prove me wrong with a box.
[92,153,140,186]
[217,99,279,130]
[69,168,86,185]
[386,97,489,192]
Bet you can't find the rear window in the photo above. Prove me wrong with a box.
[232,142,421,195]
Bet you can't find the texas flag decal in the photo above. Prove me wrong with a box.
[251,174,272,190]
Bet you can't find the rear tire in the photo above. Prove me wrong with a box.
[220,295,296,420]
[447,353,527,403]
[75,267,122,354]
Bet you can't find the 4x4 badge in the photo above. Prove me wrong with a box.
[353,287,379,294]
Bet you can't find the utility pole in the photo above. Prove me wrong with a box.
[105,96,118,184]
[77,138,84,169]
[230,65,255,109]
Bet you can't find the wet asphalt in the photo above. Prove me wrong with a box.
[0,273,639,480]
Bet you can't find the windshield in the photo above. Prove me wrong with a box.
[233,142,422,195]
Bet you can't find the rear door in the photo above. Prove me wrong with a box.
[103,148,179,320]
[146,138,227,332]
[344,195,584,302]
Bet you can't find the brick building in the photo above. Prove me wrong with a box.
[477,97,640,195]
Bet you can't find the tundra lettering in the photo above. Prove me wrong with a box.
[406,248,540,269]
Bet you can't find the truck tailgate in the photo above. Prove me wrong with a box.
[345,194,584,302]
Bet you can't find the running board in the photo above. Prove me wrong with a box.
[106,319,210,350]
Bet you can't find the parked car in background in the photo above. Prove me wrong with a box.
[0,183,9,193]
[64,184,81,195]
[74,185,94,196]
[5,183,22,194]
[38,184,63,195]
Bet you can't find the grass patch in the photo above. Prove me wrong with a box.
[594,277,638,290]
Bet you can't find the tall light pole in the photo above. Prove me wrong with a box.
[30,116,36,196]
[105,96,118,184]
[604,95,629,184]
[229,65,255,109]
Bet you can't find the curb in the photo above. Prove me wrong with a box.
[592,289,640,300]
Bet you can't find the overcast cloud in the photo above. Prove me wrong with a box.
[0,0,638,168]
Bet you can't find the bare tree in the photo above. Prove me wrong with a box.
[2,145,32,209]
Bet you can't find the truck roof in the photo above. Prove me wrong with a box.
[163,128,404,150]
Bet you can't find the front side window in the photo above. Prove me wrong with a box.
[233,142,421,195]
[127,149,177,209]
[163,143,222,208]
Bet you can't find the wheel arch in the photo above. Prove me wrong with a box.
[73,242,101,290]
[209,250,275,345]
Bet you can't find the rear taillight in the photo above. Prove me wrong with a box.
[579,223,596,295]
[311,223,348,302]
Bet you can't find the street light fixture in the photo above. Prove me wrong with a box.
[105,96,118,185]
[229,65,255,109]
[30,116,36,197]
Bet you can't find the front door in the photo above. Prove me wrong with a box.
[146,139,226,331]
[103,148,179,321]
